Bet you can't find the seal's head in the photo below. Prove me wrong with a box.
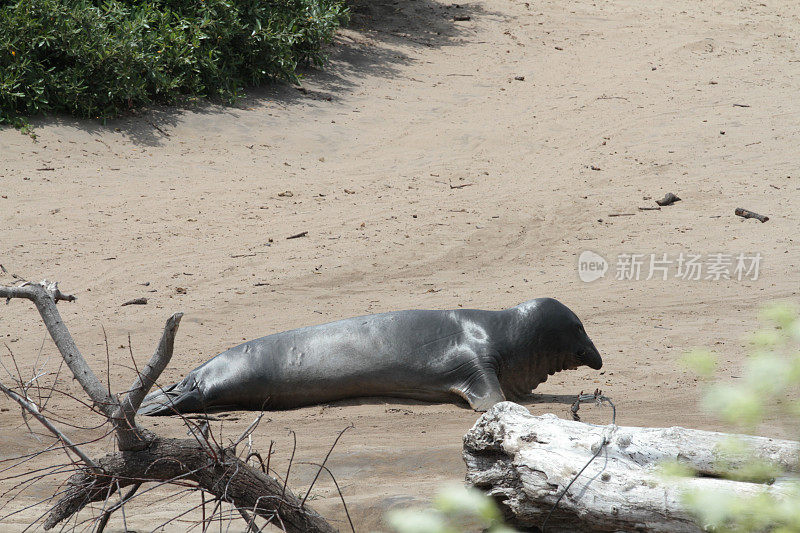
[514,298,603,371]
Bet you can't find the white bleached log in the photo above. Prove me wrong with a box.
[463,402,799,532]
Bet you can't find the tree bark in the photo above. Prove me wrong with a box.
[44,437,336,532]
[463,402,798,533]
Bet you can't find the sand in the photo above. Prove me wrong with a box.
[1,0,799,530]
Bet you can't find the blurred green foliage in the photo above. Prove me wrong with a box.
[385,485,517,533]
[678,302,800,532]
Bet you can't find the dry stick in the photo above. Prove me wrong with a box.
[246,452,266,474]
[32,331,48,408]
[94,482,141,533]
[116,481,130,532]
[17,384,107,421]
[299,461,355,533]
[91,482,118,533]
[203,497,223,533]
[301,424,354,508]
[121,298,148,306]
[202,491,207,530]
[102,325,111,398]
[238,508,259,533]
[246,498,272,532]
[116,312,183,451]
[5,346,40,440]
[266,441,274,478]
[147,120,170,137]
[1,426,116,473]
[542,391,616,532]
[232,413,266,450]
[1,462,77,496]
[286,231,308,240]
[39,357,64,413]
[0,382,97,469]
[283,431,297,498]
[5,487,73,529]
[0,282,116,418]
[735,207,769,223]
[0,441,60,474]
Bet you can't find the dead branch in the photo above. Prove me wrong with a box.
[43,438,335,532]
[302,424,353,507]
[735,207,769,223]
[116,312,183,451]
[0,382,97,470]
[1,280,339,532]
[0,282,114,417]
[121,298,148,306]
[95,482,141,533]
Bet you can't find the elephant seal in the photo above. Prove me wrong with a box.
[138,298,602,416]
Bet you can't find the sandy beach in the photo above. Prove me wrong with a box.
[1,0,799,529]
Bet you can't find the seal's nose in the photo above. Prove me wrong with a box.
[578,343,603,370]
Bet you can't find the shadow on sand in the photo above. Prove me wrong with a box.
[16,0,498,146]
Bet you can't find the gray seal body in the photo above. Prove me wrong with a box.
[138,298,602,415]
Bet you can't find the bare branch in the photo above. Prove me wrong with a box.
[44,438,336,532]
[94,482,141,533]
[115,312,183,451]
[0,282,116,417]
[2,279,337,533]
[299,461,355,533]
[0,381,98,470]
[232,412,266,450]
[120,313,183,416]
[301,423,353,508]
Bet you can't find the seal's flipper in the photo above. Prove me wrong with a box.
[137,375,205,416]
[453,370,506,412]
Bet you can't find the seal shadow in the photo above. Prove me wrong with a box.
[517,393,580,406]
[170,393,580,415]
[279,393,579,413]
[315,396,473,411]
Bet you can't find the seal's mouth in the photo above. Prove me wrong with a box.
[576,345,603,370]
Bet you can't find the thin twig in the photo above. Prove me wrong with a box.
[0,382,98,469]
[232,413,266,450]
[299,461,355,533]
[95,482,141,533]
[301,424,354,508]
[283,430,297,498]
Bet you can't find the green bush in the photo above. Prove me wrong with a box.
[677,303,800,532]
[0,0,347,123]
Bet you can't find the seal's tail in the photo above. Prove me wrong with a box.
[137,375,205,416]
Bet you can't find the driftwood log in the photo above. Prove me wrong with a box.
[0,280,336,532]
[464,402,798,532]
